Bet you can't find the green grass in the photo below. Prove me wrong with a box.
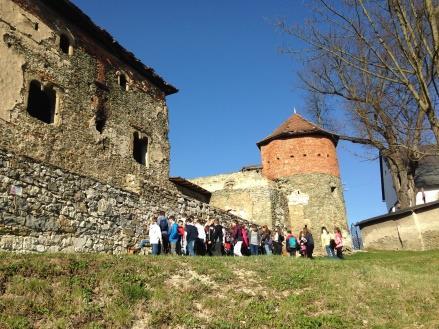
[0,251,438,328]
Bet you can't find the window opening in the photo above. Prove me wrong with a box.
[119,74,127,90]
[60,34,70,54]
[27,80,56,124]
[95,105,107,133]
[133,132,148,165]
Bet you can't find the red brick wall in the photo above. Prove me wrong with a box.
[261,135,340,180]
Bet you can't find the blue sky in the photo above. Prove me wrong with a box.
[72,0,387,225]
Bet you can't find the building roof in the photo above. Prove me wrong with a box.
[356,200,439,228]
[256,114,339,148]
[25,0,177,96]
[169,177,212,197]
[241,164,262,172]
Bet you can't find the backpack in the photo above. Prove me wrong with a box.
[159,217,168,232]
[288,236,297,249]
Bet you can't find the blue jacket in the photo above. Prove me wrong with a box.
[169,223,179,243]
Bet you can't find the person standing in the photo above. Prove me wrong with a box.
[273,227,285,255]
[334,227,344,259]
[285,230,298,257]
[241,224,249,256]
[168,216,179,255]
[249,225,261,256]
[261,226,272,255]
[298,230,307,257]
[303,226,314,259]
[185,217,198,256]
[205,219,215,256]
[176,219,185,255]
[211,219,224,256]
[157,211,169,254]
[231,220,243,257]
[321,227,334,257]
[195,219,207,256]
[149,218,162,256]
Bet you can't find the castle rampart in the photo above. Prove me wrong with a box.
[0,148,247,253]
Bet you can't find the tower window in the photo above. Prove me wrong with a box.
[118,74,127,90]
[290,155,294,158]
[59,34,72,55]
[317,153,321,157]
[303,154,307,157]
[133,132,148,166]
[276,157,280,160]
[27,80,56,124]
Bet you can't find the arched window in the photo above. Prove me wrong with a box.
[133,132,148,166]
[27,80,56,124]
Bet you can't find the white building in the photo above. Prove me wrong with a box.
[380,147,439,211]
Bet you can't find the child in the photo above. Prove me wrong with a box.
[334,227,344,259]
[298,230,307,257]
[224,230,233,256]
[285,230,298,257]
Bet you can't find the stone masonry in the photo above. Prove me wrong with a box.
[0,0,176,192]
[192,114,351,254]
[0,148,248,253]
[0,0,253,253]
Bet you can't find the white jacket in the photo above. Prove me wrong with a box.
[149,223,162,244]
[195,223,206,240]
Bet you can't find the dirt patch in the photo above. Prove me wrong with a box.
[166,269,217,290]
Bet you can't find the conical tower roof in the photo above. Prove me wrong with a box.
[256,114,339,148]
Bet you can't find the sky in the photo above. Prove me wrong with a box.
[72,0,387,226]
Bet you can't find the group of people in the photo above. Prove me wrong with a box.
[137,211,344,259]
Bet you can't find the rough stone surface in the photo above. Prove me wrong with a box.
[192,170,351,254]
[191,169,274,227]
[0,0,173,192]
[0,148,249,253]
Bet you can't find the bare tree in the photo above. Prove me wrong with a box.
[279,0,439,208]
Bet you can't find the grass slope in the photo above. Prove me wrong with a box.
[0,251,438,329]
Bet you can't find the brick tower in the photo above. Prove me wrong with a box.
[257,114,348,247]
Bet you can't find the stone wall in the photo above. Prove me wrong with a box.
[260,136,339,180]
[191,170,274,227]
[192,170,351,254]
[359,202,439,251]
[0,148,248,253]
[0,0,174,193]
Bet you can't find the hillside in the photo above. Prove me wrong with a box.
[0,251,438,328]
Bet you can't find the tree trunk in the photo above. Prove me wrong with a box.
[387,157,417,209]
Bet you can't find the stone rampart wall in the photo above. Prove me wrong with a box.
[0,149,247,253]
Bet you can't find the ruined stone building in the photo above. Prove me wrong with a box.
[0,0,176,191]
[0,0,247,253]
[191,114,350,251]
